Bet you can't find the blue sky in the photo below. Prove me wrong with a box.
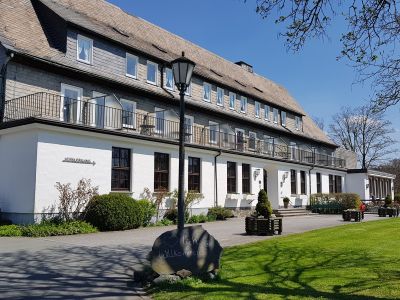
[109,0,400,147]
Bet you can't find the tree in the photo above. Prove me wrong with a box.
[329,105,396,169]
[375,159,400,194]
[252,0,400,111]
[313,116,325,131]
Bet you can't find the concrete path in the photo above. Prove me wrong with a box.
[0,214,381,299]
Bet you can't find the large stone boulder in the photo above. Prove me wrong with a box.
[150,225,222,275]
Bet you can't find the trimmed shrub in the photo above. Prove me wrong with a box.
[163,209,189,224]
[207,207,233,220]
[341,193,362,210]
[136,199,156,227]
[187,214,208,224]
[385,195,393,207]
[256,189,273,218]
[84,193,143,231]
[0,225,23,237]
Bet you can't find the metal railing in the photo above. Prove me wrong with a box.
[2,92,346,168]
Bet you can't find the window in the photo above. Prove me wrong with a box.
[264,105,270,121]
[61,83,82,123]
[184,115,194,143]
[273,108,279,123]
[290,142,297,160]
[147,61,158,84]
[300,171,306,194]
[329,175,334,193]
[155,108,165,134]
[335,175,342,193]
[209,121,219,144]
[77,35,93,64]
[126,53,138,78]
[121,99,136,128]
[281,111,287,127]
[216,87,224,106]
[255,101,261,118]
[248,131,257,150]
[111,147,131,191]
[242,163,251,194]
[229,92,236,110]
[295,116,301,131]
[291,169,297,195]
[227,161,237,193]
[235,128,245,151]
[240,96,247,113]
[188,157,201,192]
[154,152,169,191]
[165,68,174,90]
[203,82,211,102]
[185,80,192,96]
[316,173,322,193]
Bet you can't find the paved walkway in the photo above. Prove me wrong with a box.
[0,214,381,299]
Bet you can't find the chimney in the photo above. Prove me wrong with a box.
[235,61,253,73]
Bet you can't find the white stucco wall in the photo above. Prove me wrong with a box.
[0,128,38,214]
[346,173,368,200]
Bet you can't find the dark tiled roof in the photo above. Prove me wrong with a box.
[0,0,336,146]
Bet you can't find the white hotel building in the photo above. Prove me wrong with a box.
[0,0,395,223]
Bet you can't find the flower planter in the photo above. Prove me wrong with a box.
[342,209,363,222]
[245,216,282,236]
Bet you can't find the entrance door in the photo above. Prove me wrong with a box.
[61,84,83,123]
[263,169,268,193]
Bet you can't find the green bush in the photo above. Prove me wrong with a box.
[207,213,217,222]
[0,225,23,237]
[136,199,156,227]
[310,193,362,213]
[187,214,208,224]
[385,195,393,207]
[163,209,189,224]
[207,207,233,220]
[84,193,143,231]
[0,221,97,237]
[341,193,362,210]
[256,189,273,218]
[394,194,400,202]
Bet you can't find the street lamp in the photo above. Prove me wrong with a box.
[171,51,196,231]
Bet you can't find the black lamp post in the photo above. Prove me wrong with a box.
[171,51,196,231]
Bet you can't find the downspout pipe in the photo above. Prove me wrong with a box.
[0,52,14,123]
[214,150,222,207]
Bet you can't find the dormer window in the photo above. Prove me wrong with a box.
[203,82,211,102]
[264,105,270,121]
[295,116,302,131]
[216,87,224,106]
[77,34,93,64]
[147,61,158,85]
[273,108,278,124]
[165,68,174,90]
[229,92,235,110]
[255,101,260,118]
[240,96,247,113]
[126,53,138,78]
[281,111,287,127]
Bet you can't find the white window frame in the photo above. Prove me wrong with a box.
[255,101,260,118]
[76,34,93,64]
[229,92,236,110]
[216,87,224,106]
[248,131,257,150]
[203,82,211,102]
[264,105,270,121]
[184,115,194,143]
[273,108,278,124]
[126,53,138,79]
[240,96,247,113]
[154,107,165,134]
[165,68,175,91]
[146,61,158,85]
[281,111,287,127]
[121,99,136,129]
[60,83,83,123]
[209,121,219,144]
[295,116,301,131]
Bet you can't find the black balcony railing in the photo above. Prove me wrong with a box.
[2,92,346,168]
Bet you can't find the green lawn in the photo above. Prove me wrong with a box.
[153,218,400,300]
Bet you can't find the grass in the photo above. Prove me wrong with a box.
[0,220,98,237]
[153,218,400,300]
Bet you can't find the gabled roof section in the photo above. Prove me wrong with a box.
[0,0,336,147]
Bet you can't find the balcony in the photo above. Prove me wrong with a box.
[1,92,346,169]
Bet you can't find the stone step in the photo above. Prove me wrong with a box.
[273,208,310,217]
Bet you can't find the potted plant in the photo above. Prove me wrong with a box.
[384,195,393,208]
[283,197,290,209]
[255,189,273,218]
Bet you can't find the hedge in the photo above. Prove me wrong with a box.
[84,193,155,231]
[309,193,362,214]
[207,206,234,220]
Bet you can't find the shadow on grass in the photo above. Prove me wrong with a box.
[153,243,399,300]
[0,244,150,299]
